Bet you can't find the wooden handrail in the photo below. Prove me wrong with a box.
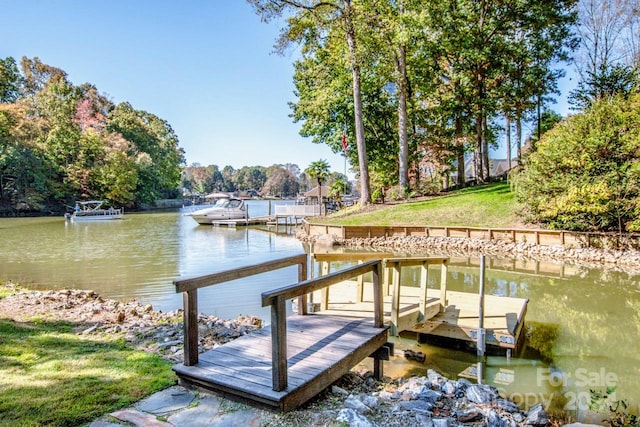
[262,260,381,306]
[261,259,384,392]
[174,253,308,366]
[384,256,449,266]
[174,254,308,293]
[311,252,395,262]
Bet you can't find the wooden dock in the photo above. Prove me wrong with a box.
[406,290,527,350]
[311,253,528,352]
[171,252,528,412]
[312,281,527,351]
[173,314,388,411]
[172,255,391,412]
[209,216,273,227]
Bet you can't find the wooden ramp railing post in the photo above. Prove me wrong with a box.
[271,294,288,391]
[183,289,199,366]
[174,254,308,368]
[297,261,308,315]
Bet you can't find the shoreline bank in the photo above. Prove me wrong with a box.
[297,228,640,274]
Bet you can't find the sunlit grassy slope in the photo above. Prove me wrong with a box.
[0,314,175,427]
[316,182,521,228]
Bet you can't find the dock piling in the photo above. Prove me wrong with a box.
[477,255,486,359]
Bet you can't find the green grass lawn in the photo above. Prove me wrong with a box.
[318,182,521,228]
[0,317,175,426]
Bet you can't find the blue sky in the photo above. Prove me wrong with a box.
[2,1,575,173]
[1,1,351,175]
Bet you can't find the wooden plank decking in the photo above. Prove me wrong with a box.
[172,256,391,412]
[407,290,528,349]
[315,282,527,350]
[173,314,389,411]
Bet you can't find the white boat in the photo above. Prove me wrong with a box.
[186,197,249,225]
[65,201,124,221]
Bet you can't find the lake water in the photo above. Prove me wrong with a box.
[1,204,638,420]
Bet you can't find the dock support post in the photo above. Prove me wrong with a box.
[419,261,429,322]
[390,262,401,336]
[320,261,330,310]
[440,259,448,311]
[477,255,486,359]
[372,262,384,379]
[356,260,364,303]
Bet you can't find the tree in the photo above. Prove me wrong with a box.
[20,56,67,96]
[0,56,185,211]
[422,0,576,182]
[235,166,267,191]
[574,0,638,79]
[0,57,22,103]
[328,177,348,202]
[305,159,330,206]
[571,0,640,111]
[512,93,640,232]
[527,109,564,148]
[262,164,300,197]
[248,0,372,205]
[221,165,236,192]
[569,63,639,109]
[107,102,185,204]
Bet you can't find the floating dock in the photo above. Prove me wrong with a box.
[311,253,528,352]
[312,280,527,352]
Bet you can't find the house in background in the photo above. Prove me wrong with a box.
[302,186,329,203]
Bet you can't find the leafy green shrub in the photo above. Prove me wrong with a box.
[589,387,639,427]
[386,185,405,201]
[511,93,640,232]
[372,188,384,203]
[416,180,441,196]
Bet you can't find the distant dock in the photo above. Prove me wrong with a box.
[210,205,321,227]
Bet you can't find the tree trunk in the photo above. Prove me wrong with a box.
[345,1,371,205]
[317,178,323,214]
[396,0,409,192]
[482,114,490,180]
[456,114,465,187]
[506,115,512,171]
[475,114,483,183]
[397,43,409,191]
[516,116,522,163]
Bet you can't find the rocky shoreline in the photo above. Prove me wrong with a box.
[0,285,262,363]
[0,285,588,426]
[297,229,640,274]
